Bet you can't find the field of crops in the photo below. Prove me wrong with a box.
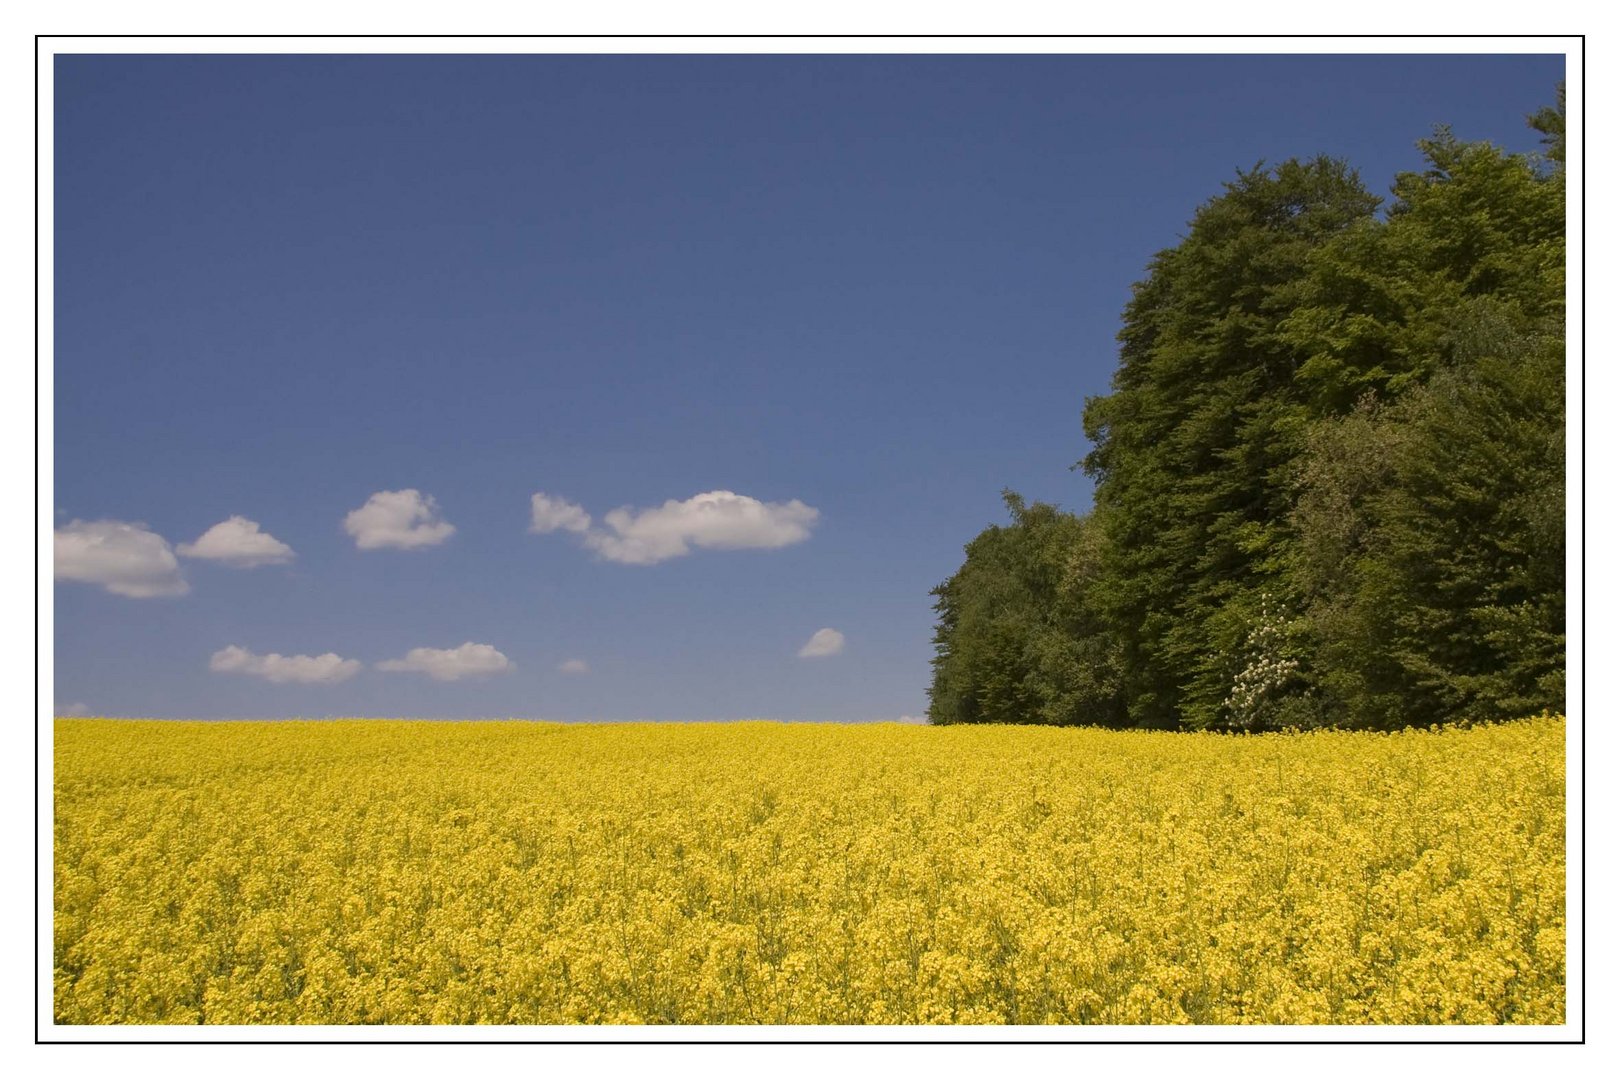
[53,716,1565,1025]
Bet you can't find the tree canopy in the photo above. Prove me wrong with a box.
[928,88,1565,731]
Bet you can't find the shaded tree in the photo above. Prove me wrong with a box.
[928,90,1566,733]
[928,493,1124,727]
[1080,157,1379,728]
[1291,305,1564,728]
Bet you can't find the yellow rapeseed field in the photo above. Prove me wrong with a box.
[53,716,1565,1025]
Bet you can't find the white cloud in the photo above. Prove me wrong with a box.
[210,645,361,684]
[177,515,295,567]
[343,489,455,550]
[55,702,90,717]
[530,493,592,534]
[557,658,590,675]
[797,628,845,658]
[574,490,819,565]
[54,519,189,598]
[377,642,514,681]
[892,715,929,725]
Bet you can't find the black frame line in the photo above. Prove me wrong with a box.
[34,32,1586,1047]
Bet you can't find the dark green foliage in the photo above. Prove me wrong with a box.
[1284,126,1563,414]
[1529,82,1566,168]
[927,493,1125,727]
[1292,308,1564,728]
[927,91,1566,731]
[1280,112,1565,728]
[1080,157,1379,729]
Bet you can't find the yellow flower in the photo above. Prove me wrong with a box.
[54,716,1565,1025]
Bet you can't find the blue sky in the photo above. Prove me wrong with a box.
[52,53,1565,720]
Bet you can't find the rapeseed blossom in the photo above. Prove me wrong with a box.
[54,716,1564,1025]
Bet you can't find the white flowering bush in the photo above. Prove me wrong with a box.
[1224,594,1302,731]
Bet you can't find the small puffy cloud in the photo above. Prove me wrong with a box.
[557,658,590,675]
[893,715,929,725]
[344,489,455,550]
[177,515,295,568]
[530,493,592,534]
[580,490,819,565]
[55,702,90,717]
[55,519,189,598]
[797,628,845,658]
[378,642,514,681]
[210,645,361,684]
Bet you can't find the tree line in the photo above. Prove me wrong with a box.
[928,90,1566,731]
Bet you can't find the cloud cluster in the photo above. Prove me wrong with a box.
[210,645,362,684]
[530,489,820,566]
[54,519,189,598]
[344,489,456,550]
[378,642,514,681]
[70,484,839,704]
[178,516,295,568]
[530,493,592,535]
[797,627,846,658]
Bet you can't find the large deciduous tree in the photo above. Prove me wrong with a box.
[1080,157,1379,729]
[928,91,1565,732]
[928,494,1124,727]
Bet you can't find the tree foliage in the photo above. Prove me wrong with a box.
[1079,156,1379,729]
[928,91,1565,731]
[1291,308,1564,729]
[928,493,1124,727]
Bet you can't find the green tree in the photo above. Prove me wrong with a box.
[928,493,1124,727]
[1290,305,1564,728]
[1283,108,1566,728]
[1529,81,1566,168]
[1080,157,1379,729]
[1284,125,1563,414]
[928,90,1566,733]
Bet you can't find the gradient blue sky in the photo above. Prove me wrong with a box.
[53,52,1564,719]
